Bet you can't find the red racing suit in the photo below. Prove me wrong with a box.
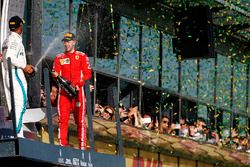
[53,50,92,150]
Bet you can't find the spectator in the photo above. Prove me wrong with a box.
[125,105,143,128]
[50,85,58,107]
[231,136,240,150]
[94,103,104,117]
[40,85,46,107]
[142,113,153,130]
[119,103,127,118]
[159,116,172,134]
[207,130,220,145]
[246,138,250,153]
[102,105,115,121]
[191,117,207,141]
[179,118,189,137]
[142,113,159,131]
[238,136,248,151]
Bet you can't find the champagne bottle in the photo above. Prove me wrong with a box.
[56,75,78,98]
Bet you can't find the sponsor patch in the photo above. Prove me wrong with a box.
[60,58,70,65]
[10,42,18,50]
[64,33,73,38]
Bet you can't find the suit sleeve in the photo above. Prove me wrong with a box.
[75,54,92,87]
[53,56,61,74]
[5,40,26,69]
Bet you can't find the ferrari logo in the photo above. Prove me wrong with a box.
[75,55,79,60]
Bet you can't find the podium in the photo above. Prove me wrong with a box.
[0,138,125,166]
[0,106,125,166]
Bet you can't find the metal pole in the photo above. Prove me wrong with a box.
[138,25,142,112]
[7,58,17,138]
[113,87,124,156]
[43,68,54,144]
[246,65,249,135]
[85,80,95,151]
[29,0,42,108]
[0,0,2,105]
[0,64,5,106]
[214,53,218,130]
[229,59,234,141]
[69,0,73,31]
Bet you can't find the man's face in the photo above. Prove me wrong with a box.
[15,24,23,35]
[63,40,76,52]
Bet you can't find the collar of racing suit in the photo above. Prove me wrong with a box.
[10,31,22,41]
[64,49,76,56]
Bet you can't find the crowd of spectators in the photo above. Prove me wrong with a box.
[39,84,250,154]
[94,102,250,154]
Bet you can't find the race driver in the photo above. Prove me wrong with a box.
[52,32,92,150]
[2,15,34,137]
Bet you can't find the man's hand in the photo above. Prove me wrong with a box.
[75,85,80,91]
[23,64,34,74]
[90,84,94,92]
[51,70,59,78]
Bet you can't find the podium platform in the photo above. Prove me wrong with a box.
[0,107,125,166]
[0,137,125,166]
